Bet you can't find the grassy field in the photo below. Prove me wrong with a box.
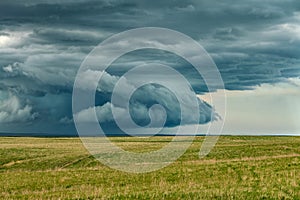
[1,136,300,199]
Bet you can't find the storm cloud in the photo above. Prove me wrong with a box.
[74,70,217,127]
[0,0,299,134]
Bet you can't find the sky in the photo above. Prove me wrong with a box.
[0,0,299,135]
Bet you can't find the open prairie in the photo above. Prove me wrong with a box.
[1,136,300,199]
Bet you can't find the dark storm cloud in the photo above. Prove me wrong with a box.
[74,70,217,128]
[0,0,300,134]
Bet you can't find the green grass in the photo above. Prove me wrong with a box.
[1,136,300,199]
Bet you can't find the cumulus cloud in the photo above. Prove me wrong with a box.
[0,95,38,123]
[74,70,217,127]
[76,69,119,92]
[59,116,73,124]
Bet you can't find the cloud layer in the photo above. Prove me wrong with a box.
[0,0,299,134]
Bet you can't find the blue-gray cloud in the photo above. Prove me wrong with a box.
[74,70,217,128]
[0,0,300,134]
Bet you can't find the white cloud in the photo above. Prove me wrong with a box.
[76,69,119,92]
[0,95,38,123]
[74,102,115,123]
[59,116,73,124]
[199,78,300,135]
[0,31,30,48]
[3,65,13,73]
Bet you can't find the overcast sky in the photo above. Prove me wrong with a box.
[0,0,299,135]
